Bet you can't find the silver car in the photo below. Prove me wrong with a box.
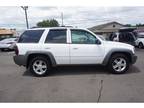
[0,38,18,51]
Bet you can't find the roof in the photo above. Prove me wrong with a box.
[29,26,74,30]
[89,21,124,31]
[28,27,91,31]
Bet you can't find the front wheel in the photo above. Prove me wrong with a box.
[138,42,144,49]
[108,54,129,74]
[29,56,51,77]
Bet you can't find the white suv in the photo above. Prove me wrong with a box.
[135,34,144,48]
[13,27,137,76]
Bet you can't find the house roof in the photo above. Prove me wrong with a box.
[88,21,124,31]
[0,29,16,35]
[93,29,119,33]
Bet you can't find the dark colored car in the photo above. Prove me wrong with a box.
[109,28,137,46]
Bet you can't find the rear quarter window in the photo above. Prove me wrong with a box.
[18,30,44,43]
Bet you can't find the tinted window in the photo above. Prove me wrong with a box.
[18,30,44,43]
[109,33,117,41]
[71,30,97,44]
[138,35,144,38]
[119,32,135,42]
[45,29,66,43]
[139,37,144,38]
[119,33,125,42]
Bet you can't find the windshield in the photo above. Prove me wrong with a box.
[137,33,144,38]
[138,36,144,38]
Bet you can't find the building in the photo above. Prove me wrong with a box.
[0,28,16,40]
[88,21,125,38]
[135,26,144,33]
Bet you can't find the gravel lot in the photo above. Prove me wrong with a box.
[0,49,144,102]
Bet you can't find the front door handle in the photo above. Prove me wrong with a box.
[73,48,78,50]
[45,47,51,49]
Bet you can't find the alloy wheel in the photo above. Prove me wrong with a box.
[112,58,127,72]
[32,60,47,75]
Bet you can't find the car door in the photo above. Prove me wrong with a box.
[70,29,105,64]
[43,29,70,65]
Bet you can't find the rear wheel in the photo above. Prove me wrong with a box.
[108,54,129,74]
[29,56,51,77]
[138,42,144,49]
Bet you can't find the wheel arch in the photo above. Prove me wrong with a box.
[25,51,57,68]
[139,42,144,45]
[102,49,133,65]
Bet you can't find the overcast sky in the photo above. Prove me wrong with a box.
[0,6,144,30]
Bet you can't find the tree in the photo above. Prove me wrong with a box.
[37,19,59,27]
[124,24,132,27]
[136,23,144,27]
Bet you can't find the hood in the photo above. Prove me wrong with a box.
[104,41,134,49]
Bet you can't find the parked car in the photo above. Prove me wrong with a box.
[13,27,137,77]
[109,28,137,46]
[135,33,144,48]
[0,38,18,51]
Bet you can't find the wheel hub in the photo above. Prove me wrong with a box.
[32,60,47,75]
[112,58,126,72]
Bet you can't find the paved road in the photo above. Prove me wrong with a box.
[0,49,144,102]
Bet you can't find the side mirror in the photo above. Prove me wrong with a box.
[96,39,101,45]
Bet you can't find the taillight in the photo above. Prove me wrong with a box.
[14,45,19,55]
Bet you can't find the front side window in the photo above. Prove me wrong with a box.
[45,29,66,43]
[18,30,44,43]
[71,30,97,44]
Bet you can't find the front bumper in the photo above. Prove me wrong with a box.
[13,55,26,66]
[131,54,137,64]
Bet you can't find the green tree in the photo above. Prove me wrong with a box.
[136,23,144,27]
[37,19,59,27]
[124,24,132,27]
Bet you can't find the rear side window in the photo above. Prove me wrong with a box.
[45,29,66,43]
[18,30,44,43]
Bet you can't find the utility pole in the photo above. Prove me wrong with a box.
[61,12,64,26]
[21,6,29,29]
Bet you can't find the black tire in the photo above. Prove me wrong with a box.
[29,56,51,77]
[138,42,144,49]
[1,48,5,51]
[108,54,129,74]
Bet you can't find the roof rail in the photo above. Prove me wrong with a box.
[60,25,73,27]
[30,26,74,29]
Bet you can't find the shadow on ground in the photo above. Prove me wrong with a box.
[23,65,141,77]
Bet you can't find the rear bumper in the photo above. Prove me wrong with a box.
[0,44,11,49]
[13,55,26,66]
[131,54,137,64]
